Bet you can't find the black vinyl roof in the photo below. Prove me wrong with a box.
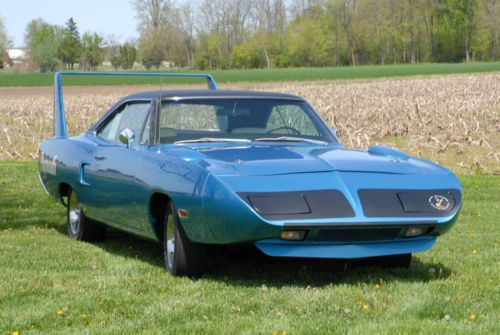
[122,89,304,101]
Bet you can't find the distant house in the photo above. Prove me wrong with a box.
[2,49,28,68]
[161,61,176,69]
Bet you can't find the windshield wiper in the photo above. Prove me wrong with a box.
[254,136,327,145]
[174,138,251,144]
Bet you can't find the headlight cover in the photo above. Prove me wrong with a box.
[239,190,355,220]
[358,189,460,217]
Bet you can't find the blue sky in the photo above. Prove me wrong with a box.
[1,0,139,47]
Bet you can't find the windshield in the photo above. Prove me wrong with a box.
[158,98,335,144]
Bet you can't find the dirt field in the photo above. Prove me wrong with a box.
[1,73,498,174]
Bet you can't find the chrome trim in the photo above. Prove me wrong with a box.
[161,95,304,101]
[37,172,50,196]
[284,221,437,228]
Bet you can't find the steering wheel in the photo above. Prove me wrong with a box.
[266,126,301,135]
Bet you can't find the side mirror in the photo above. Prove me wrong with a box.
[119,128,135,148]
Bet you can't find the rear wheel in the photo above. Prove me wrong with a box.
[67,189,106,241]
[163,202,206,277]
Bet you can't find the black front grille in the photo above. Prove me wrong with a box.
[358,189,461,218]
[314,227,401,242]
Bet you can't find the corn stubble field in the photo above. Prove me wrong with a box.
[1,72,498,175]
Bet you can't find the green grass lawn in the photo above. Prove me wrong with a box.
[0,161,498,334]
[1,62,499,87]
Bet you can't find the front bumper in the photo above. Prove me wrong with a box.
[255,237,436,259]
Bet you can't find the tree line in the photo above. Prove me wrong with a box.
[163,0,499,69]
[1,0,499,72]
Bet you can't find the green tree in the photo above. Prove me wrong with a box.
[139,28,164,69]
[29,24,60,72]
[231,36,266,69]
[24,18,46,47]
[286,16,331,67]
[120,43,137,69]
[80,32,105,71]
[58,18,82,69]
[110,54,121,70]
[450,0,479,62]
[0,16,12,56]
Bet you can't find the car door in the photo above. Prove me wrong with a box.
[82,100,153,232]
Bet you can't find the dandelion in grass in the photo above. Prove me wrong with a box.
[56,310,65,317]
[363,304,369,310]
[469,313,477,321]
[472,249,478,254]
[375,283,380,289]
[12,331,20,335]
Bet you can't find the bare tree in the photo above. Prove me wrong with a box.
[179,3,196,67]
[337,0,358,66]
[132,0,173,32]
[198,0,253,68]
[481,0,500,59]
[133,0,182,66]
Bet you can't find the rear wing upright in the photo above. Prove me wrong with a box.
[53,71,218,138]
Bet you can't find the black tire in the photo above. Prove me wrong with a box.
[67,189,106,242]
[377,253,412,268]
[163,201,206,277]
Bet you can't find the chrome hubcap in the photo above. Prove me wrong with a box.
[68,193,81,235]
[165,210,175,270]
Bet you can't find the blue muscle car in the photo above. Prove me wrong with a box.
[39,72,462,276]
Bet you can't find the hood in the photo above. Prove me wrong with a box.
[167,143,443,177]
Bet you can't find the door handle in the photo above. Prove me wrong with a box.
[94,155,106,161]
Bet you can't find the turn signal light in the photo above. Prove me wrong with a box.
[404,227,428,237]
[177,209,189,218]
[280,230,307,241]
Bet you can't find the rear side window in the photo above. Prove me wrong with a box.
[98,102,151,143]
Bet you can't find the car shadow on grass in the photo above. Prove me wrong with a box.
[204,245,452,288]
[89,229,452,288]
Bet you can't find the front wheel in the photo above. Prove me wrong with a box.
[163,202,206,277]
[67,189,106,241]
